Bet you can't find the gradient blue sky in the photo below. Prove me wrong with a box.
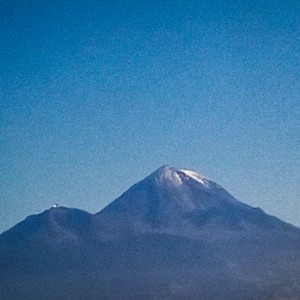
[1,0,299,233]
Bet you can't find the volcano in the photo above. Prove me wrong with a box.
[1,166,300,299]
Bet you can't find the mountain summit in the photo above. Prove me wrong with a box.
[150,165,215,189]
[1,166,300,300]
[95,166,293,239]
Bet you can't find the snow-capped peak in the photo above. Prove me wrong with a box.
[152,166,210,188]
[154,166,183,185]
[180,169,210,187]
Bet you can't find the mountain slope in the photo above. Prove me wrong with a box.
[94,166,296,239]
[0,166,300,300]
[0,207,93,278]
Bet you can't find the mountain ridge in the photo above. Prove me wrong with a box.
[1,166,298,239]
[1,165,300,299]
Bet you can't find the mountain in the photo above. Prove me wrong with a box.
[94,166,295,238]
[1,166,300,299]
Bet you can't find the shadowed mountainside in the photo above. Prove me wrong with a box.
[1,166,300,299]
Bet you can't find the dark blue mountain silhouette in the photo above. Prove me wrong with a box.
[1,166,300,299]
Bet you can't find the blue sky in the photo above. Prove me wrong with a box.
[1,0,299,232]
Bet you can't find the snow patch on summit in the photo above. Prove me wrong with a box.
[153,166,212,188]
[159,168,183,185]
[180,169,209,187]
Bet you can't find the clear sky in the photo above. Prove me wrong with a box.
[1,0,299,233]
